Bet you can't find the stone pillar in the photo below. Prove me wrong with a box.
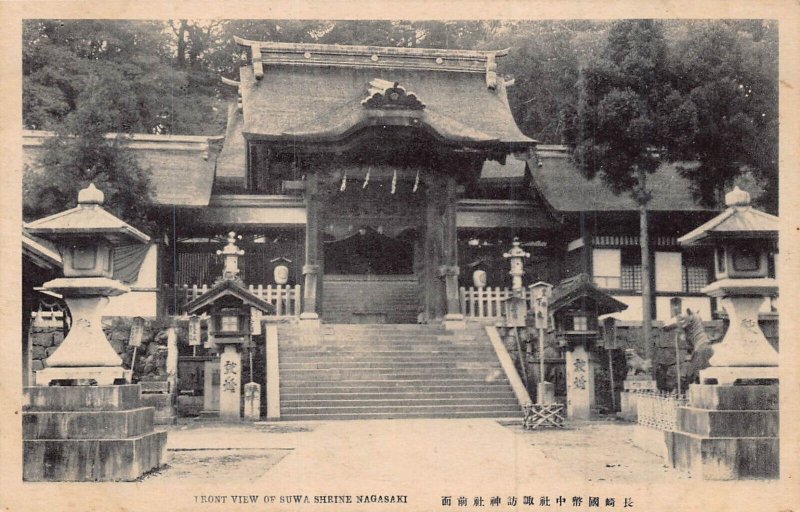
[243,382,261,421]
[219,345,242,422]
[565,344,594,420]
[619,377,657,422]
[202,360,220,416]
[301,173,321,326]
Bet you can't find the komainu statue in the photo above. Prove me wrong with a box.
[675,309,715,384]
[624,348,652,377]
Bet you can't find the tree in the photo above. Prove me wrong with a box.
[566,20,681,369]
[23,82,156,234]
[666,20,778,212]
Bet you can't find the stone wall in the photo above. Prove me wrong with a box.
[27,317,175,382]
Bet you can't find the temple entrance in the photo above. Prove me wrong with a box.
[322,227,418,323]
[324,227,413,275]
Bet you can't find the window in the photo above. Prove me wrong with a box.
[573,316,588,331]
[220,315,239,333]
[682,251,712,293]
[620,248,642,292]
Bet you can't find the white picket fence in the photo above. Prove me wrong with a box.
[163,283,302,318]
[458,286,535,319]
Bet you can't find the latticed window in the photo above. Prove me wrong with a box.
[620,249,642,292]
[682,251,711,293]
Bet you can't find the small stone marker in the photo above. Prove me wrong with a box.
[243,382,261,421]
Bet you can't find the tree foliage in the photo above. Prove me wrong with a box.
[22,19,779,215]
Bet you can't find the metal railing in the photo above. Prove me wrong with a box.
[634,390,688,431]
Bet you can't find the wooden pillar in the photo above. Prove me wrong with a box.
[301,173,321,326]
[421,176,446,322]
[441,176,464,329]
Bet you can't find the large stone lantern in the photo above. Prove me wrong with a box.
[22,183,166,481]
[670,187,779,480]
[678,186,778,384]
[25,183,150,385]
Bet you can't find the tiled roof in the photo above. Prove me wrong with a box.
[549,273,629,316]
[530,147,712,212]
[235,40,533,146]
[23,131,218,207]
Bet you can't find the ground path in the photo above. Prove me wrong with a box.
[143,418,781,511]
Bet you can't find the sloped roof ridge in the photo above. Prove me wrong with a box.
[233,37,509,59]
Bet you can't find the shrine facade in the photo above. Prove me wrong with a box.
[23,39,761,327]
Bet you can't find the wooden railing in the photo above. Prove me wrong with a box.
[459,286,535,319]
[162,283,302,318]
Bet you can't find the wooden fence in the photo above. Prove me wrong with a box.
[162,283,302,318]
[459,286,535,319]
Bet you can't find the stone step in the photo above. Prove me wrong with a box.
[280,403,522,415]
[280,370,504,381]
[281,358,500,372]
[281,397,519,408]
[280,390,517,400]
[280,379,510,390]
[280,410,521,420]
[277,323,515,420]
[280,347,495,354]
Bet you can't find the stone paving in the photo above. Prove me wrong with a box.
[138,418,785,511]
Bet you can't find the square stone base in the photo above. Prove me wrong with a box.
[23,385,167,481]
[23,431,167,481]
[669,432,778,480]
[670,384,779,480]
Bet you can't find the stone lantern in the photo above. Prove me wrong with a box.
[671,186,779,480]
[22,183,166,481]
[503,237,530,292]
[25,183,150,385]
[184,233,274,421]
[677,186,778,384]
[548,274,627,420]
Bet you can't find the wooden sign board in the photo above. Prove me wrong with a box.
[129,317,145,347]
[188,315,201,346]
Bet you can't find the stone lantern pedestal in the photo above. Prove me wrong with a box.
[22,183,166,481]
[669,187,780,479]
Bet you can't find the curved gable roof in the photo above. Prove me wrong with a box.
[234,40,534,147]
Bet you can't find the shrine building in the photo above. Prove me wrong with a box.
[22,39,774,420]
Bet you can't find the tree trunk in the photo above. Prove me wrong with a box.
[638,172,653,378]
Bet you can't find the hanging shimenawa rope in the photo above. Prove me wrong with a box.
[340,169,347,192]
[363,166,371,188]
[413,168,420,192]
[391,169,397,194]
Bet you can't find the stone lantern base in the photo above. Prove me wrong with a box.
[34,366,132,386]
[23,385,167,481]
[668,383,779,480]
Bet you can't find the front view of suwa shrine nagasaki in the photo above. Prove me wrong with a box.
[21,39,778,480]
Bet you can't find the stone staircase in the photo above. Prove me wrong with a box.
[277,323,522,420]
